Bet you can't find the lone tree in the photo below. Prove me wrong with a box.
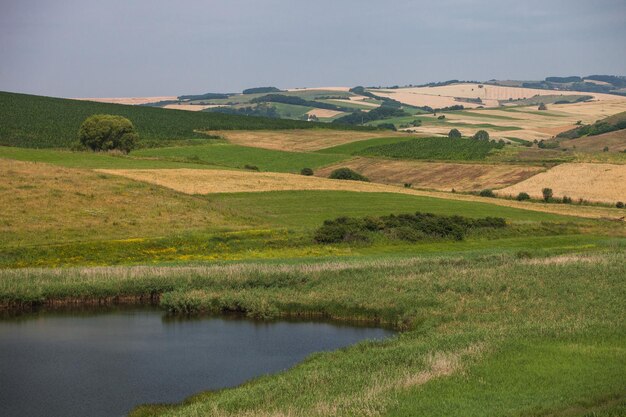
[448,128,462,138]
[542,187,553,202]
[538,103,547,111]
[78,114,138,153]
[473,130,490,141]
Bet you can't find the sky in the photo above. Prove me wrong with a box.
[1,0,625,98]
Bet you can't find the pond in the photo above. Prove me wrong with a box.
[0,307,393,417]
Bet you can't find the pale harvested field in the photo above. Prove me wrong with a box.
[98,168,626,220]
[208,129,407,152]
[315,158,544,191]
[286,87,350,92]
[371,83,619,109]
[306,108,344,118]
[497,163,626,203]
[76,96,177,105]
[162,104,224,111]
[333,98,380,108]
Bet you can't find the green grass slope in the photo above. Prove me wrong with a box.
[0,91,371,149]
[134,144,348,172]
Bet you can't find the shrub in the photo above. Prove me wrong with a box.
[562,196,573,204]
[404,183,412,188]
[617,201,625,208]
[314,211,506,244]
[377,122,397,131]
[542,188,553,202]
[78,114,138,153]
[516,192,531,201]
[603,146,609,152]
[479,189,495,197]
[448,128,462,138]
[300,167,314,176]
[244,164,260,171]
[328,168,369,182]
[473,130,490,141]
[538,103,547,110]
[437,115,446,120]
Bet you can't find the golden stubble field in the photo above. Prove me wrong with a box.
[0,160,240,247]
[207,129,407,151]
[315,158,545,192]
[497,163,626,203]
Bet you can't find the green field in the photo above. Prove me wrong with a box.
[134,144,348,172]
[0,146,228,169]
[316,136,416,154]
[358,137,505,161]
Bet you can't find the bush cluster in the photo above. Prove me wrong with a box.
[78,114,138,153]
[328,168,369,182]
[314,212,506,243]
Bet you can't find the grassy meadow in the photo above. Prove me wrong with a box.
[1,91,625,416]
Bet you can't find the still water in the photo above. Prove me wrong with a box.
[0,307,393,417]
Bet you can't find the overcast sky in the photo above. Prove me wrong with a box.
[1,0,625,98]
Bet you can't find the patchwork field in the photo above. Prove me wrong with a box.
[405,99,626,141]
[497,163,626,203]
[371,83,620,109]
[96,167,625,221]
[315,158,545,191]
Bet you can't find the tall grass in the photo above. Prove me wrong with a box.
[1,251,624,417]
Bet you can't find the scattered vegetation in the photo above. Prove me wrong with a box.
[516,192,531,201]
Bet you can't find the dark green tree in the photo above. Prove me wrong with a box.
[78,114,138,153]
[473,130,490,141]
[448,128,462,138]
[542,188,553,202]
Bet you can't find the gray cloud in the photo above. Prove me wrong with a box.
[0,0,624,97]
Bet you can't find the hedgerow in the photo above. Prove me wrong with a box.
[314,212,506,243]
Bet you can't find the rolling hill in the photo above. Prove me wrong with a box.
[0,91,373,149]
